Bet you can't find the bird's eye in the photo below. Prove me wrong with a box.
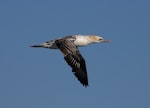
[99,38,103,40]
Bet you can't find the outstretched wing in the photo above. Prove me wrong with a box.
[55,39,88,87]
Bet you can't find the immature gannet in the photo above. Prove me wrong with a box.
[31,35,109,87]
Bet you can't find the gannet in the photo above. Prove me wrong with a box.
[30,34,109,87]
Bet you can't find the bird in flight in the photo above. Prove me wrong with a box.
[30,34,109,87]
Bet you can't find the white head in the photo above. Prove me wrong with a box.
[88,35,110,43]
[74,35,110,46]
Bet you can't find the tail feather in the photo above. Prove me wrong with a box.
[30,40,58,49]
[30,44,43,47]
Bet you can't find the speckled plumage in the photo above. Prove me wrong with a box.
[30,34,109,87]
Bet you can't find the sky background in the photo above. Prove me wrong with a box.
[0,0,150,108]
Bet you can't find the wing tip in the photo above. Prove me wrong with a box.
[83,84,88,87]
[74,73,89,87]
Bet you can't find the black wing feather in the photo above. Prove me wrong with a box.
[56,39,88,87]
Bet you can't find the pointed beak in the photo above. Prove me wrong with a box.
[101,39,110,42]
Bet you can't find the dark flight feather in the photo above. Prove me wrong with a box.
[56,39,88,86]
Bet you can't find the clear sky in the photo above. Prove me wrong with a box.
[0,0,150,108]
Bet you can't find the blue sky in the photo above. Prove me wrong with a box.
[0,0,150,108]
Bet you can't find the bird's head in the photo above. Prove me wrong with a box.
[88,35,110,43]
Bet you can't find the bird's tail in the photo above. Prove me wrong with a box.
[30,40,58,49]
[30,42,50,48]
[30,44,44,48]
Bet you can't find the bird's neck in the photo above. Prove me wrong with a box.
[74,36,96,47]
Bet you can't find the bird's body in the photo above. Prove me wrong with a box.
[31,34,109,87]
